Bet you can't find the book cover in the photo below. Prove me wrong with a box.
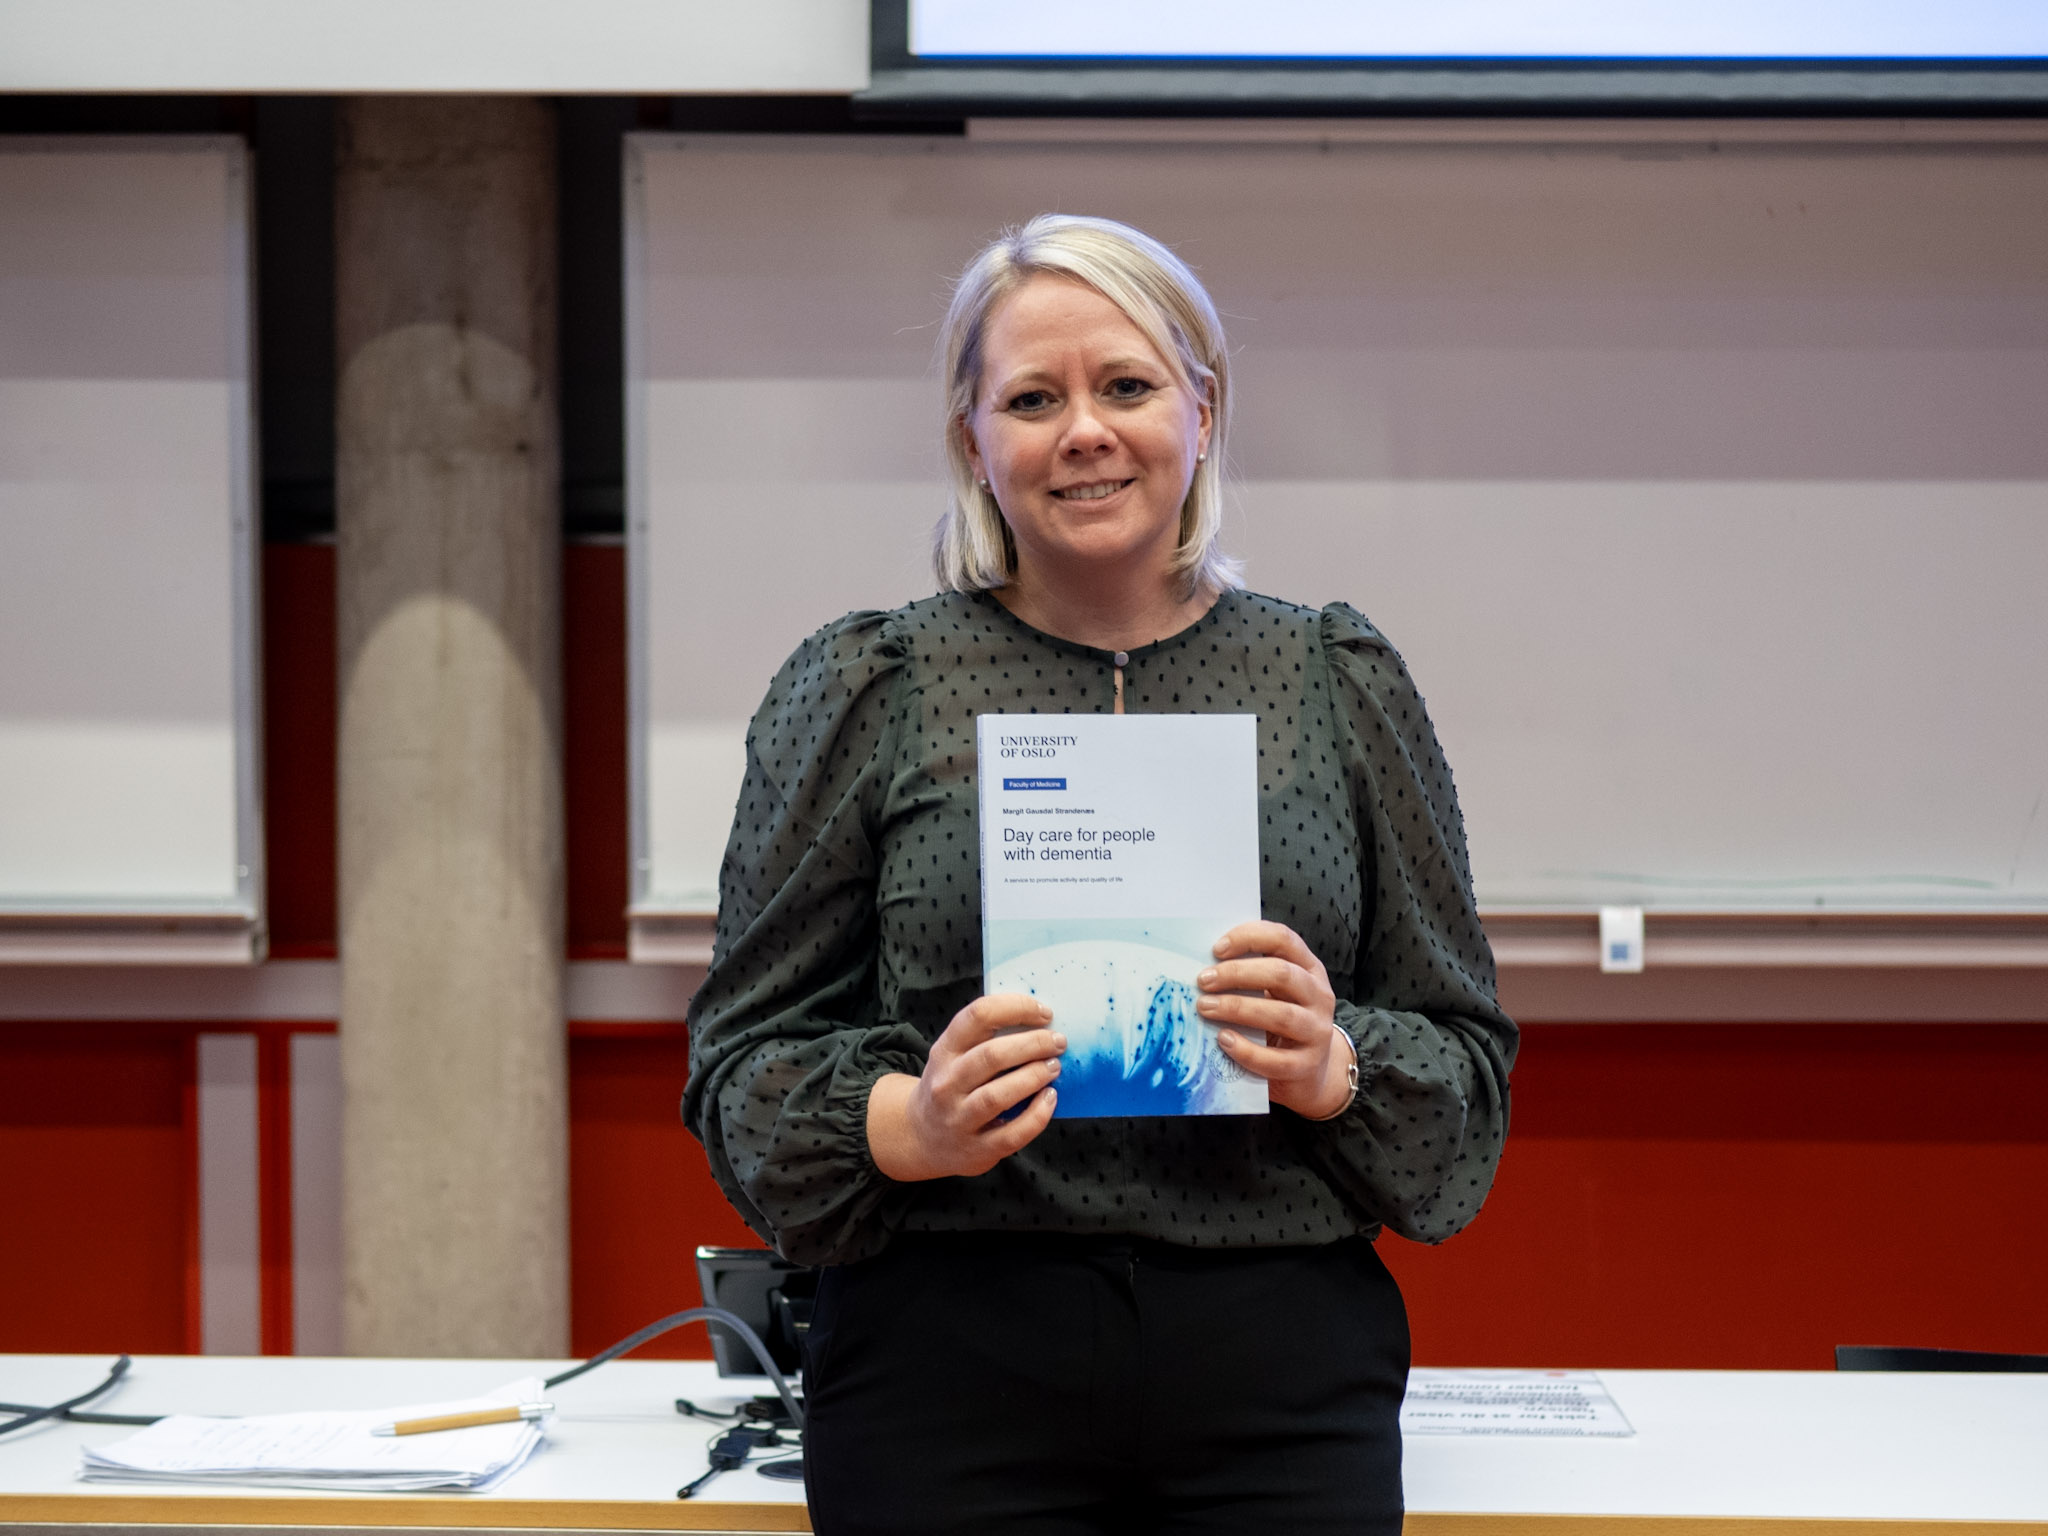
[976,713,1266,1118]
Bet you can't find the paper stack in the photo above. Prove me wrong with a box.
[79,1377,549,1493]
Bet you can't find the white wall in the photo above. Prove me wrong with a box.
[0,0,869,93]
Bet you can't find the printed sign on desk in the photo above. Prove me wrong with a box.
[1402,1370,1637,1437]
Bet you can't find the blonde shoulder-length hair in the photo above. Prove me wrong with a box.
[932,214,1243,600]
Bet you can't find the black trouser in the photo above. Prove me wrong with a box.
[801,1232,1409,1535]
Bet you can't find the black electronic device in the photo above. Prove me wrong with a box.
[694,1247,818,1383]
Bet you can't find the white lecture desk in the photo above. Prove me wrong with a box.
[1,1355,2044,1534]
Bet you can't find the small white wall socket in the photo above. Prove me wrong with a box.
[1599,906,1646,973]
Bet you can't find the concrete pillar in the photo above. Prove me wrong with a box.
[335,97,566,1358]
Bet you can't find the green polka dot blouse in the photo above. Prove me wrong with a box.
[683,588,1517,1267]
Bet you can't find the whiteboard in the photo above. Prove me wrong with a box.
[626,128,2048,928]
[0,138,261,961]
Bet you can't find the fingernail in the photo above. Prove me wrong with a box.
[1048,1058,1061,1076]
[1196,996,1219,1016]
[1045,1088,1057,1107]
[1218,1031,1239,1049]
[1052,1032,1067,1052]
[1212,939,1229,957]
[1038,1002,1053,1021]
[1197,967,1219,988]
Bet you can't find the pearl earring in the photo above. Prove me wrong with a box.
[1196,451,1207,464]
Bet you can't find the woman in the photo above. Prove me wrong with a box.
[684,214,1516,1534]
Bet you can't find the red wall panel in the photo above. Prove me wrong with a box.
[568,1027,758,1359]
[562,1017,2048,1372]
[1382,1023,2048,1368]
[0,1025,195,1354]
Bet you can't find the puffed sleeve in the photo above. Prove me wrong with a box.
[1303,603,1518,1244]
[682,612,927,1266]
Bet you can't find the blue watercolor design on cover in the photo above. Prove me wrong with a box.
[985,923,1266,1118]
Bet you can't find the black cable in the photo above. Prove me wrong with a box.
[674,1397,746,1423]
[0,1355,139,1439]
[678,1424,786,1500]
[543,1305,804,1430]
[0,1407,160,1426]
[0,1308,802,1442]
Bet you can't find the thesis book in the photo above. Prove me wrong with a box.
[977,713,1266,1118]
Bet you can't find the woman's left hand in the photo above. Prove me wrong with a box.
[1197,921,1354,1121]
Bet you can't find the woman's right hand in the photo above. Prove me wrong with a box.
[867,995,1064,1181]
